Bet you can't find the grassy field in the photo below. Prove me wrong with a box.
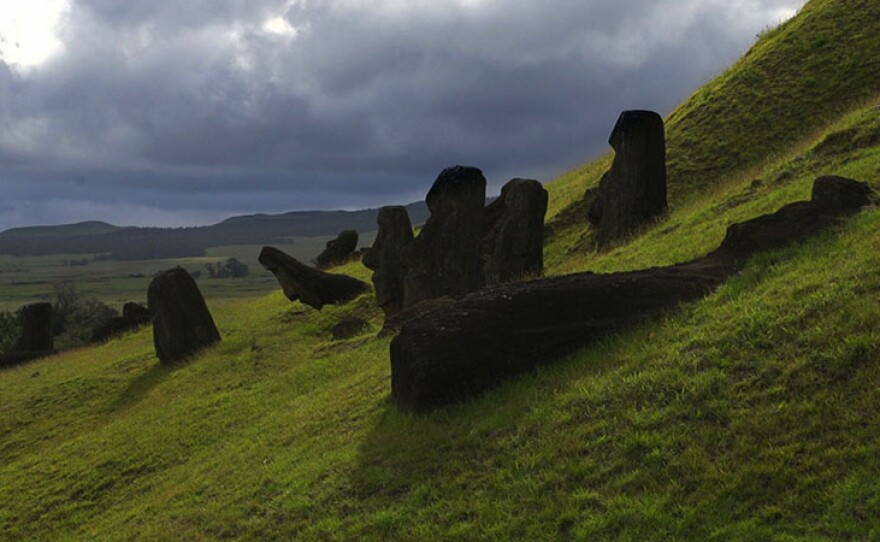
[2,0,879,539]
[0,234,376,313]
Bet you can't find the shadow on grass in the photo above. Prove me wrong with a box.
[349,341,626,506]
[108,361,178,412]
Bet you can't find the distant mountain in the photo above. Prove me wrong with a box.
[0,202,430,259]
[1,221,121,238]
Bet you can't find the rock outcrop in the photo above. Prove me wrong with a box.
[316,230,360,269]
[391,176,873,413]
[362,206,414,318]
[588,110,667,246]
[259,246,370,310]
[482,178,548,285]
[148,267,221,363]
[402,166,487,307]
[89,302,151,344]
[331,318,369,340]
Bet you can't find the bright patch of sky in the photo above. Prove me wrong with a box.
[0,0,70,69]
[263,16,298,37]
[774,2,803,22]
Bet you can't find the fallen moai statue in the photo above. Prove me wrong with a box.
[89,302,151,344]
[0,302,55,367]
[259,246,370,310]
[316,230,360,269]
[391,175,874,412]
[148,267,221,363]
[588,110,667,247]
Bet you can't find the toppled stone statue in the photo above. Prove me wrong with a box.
[716,175,875,257]
[363,206,414,318]
[89,302,151,344]
[588,110,667,246]
[259,246,370,310]
[316,230,359,269]
[148,267,221,363]
[482,178,548,286]
[391,176,874,413]
[403,166,487,307]
[12,302,54,354]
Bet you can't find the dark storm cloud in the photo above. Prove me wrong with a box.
[0,0,801,229]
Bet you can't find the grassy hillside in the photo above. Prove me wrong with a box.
[2,190,879,540]
[2,0,880,539]
[546,0,880,220]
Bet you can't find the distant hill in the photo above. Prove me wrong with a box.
[1,221,121,238]
[0,202,430,259]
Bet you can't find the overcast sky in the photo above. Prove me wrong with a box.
[0,0,803,230]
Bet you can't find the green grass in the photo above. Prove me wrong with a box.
[547,95,880,275]
[0,234,376,313]
[2,0,880,539]
[2,204,879,540]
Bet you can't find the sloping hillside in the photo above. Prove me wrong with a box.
[546,0,880,220]
[2,0,880,539]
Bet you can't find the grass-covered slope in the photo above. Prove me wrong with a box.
[546,0,880,219]
[1,183,879,540]
[2,196,880,540]
[3,0,880,539]
[547,96,880,274]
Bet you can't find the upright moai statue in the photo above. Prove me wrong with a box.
[148,267,220,363]
[363,206,414,318]
[482,178,548,286]
[402,166,487,306]
[588,110,667,246]
[316,230,359,269]
[12,302,54,353]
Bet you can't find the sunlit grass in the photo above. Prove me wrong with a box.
[3,1,880,539]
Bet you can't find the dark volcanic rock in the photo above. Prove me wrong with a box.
[588,110,667,246]
[379,296,455,337]
[391,176,874,413]
[259,246,370,310]
[715,175,874,258]
[148,267,221,363]
[482,178,549,285]
[316,230,360,269]
[12,302,54,353]
[123,302,151,324]
[331,317,369,340]
[402,166,487,306]
[89,302,151,344]
[90,317,137,344]
[363,206,414,318]
[811,175,875,211]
